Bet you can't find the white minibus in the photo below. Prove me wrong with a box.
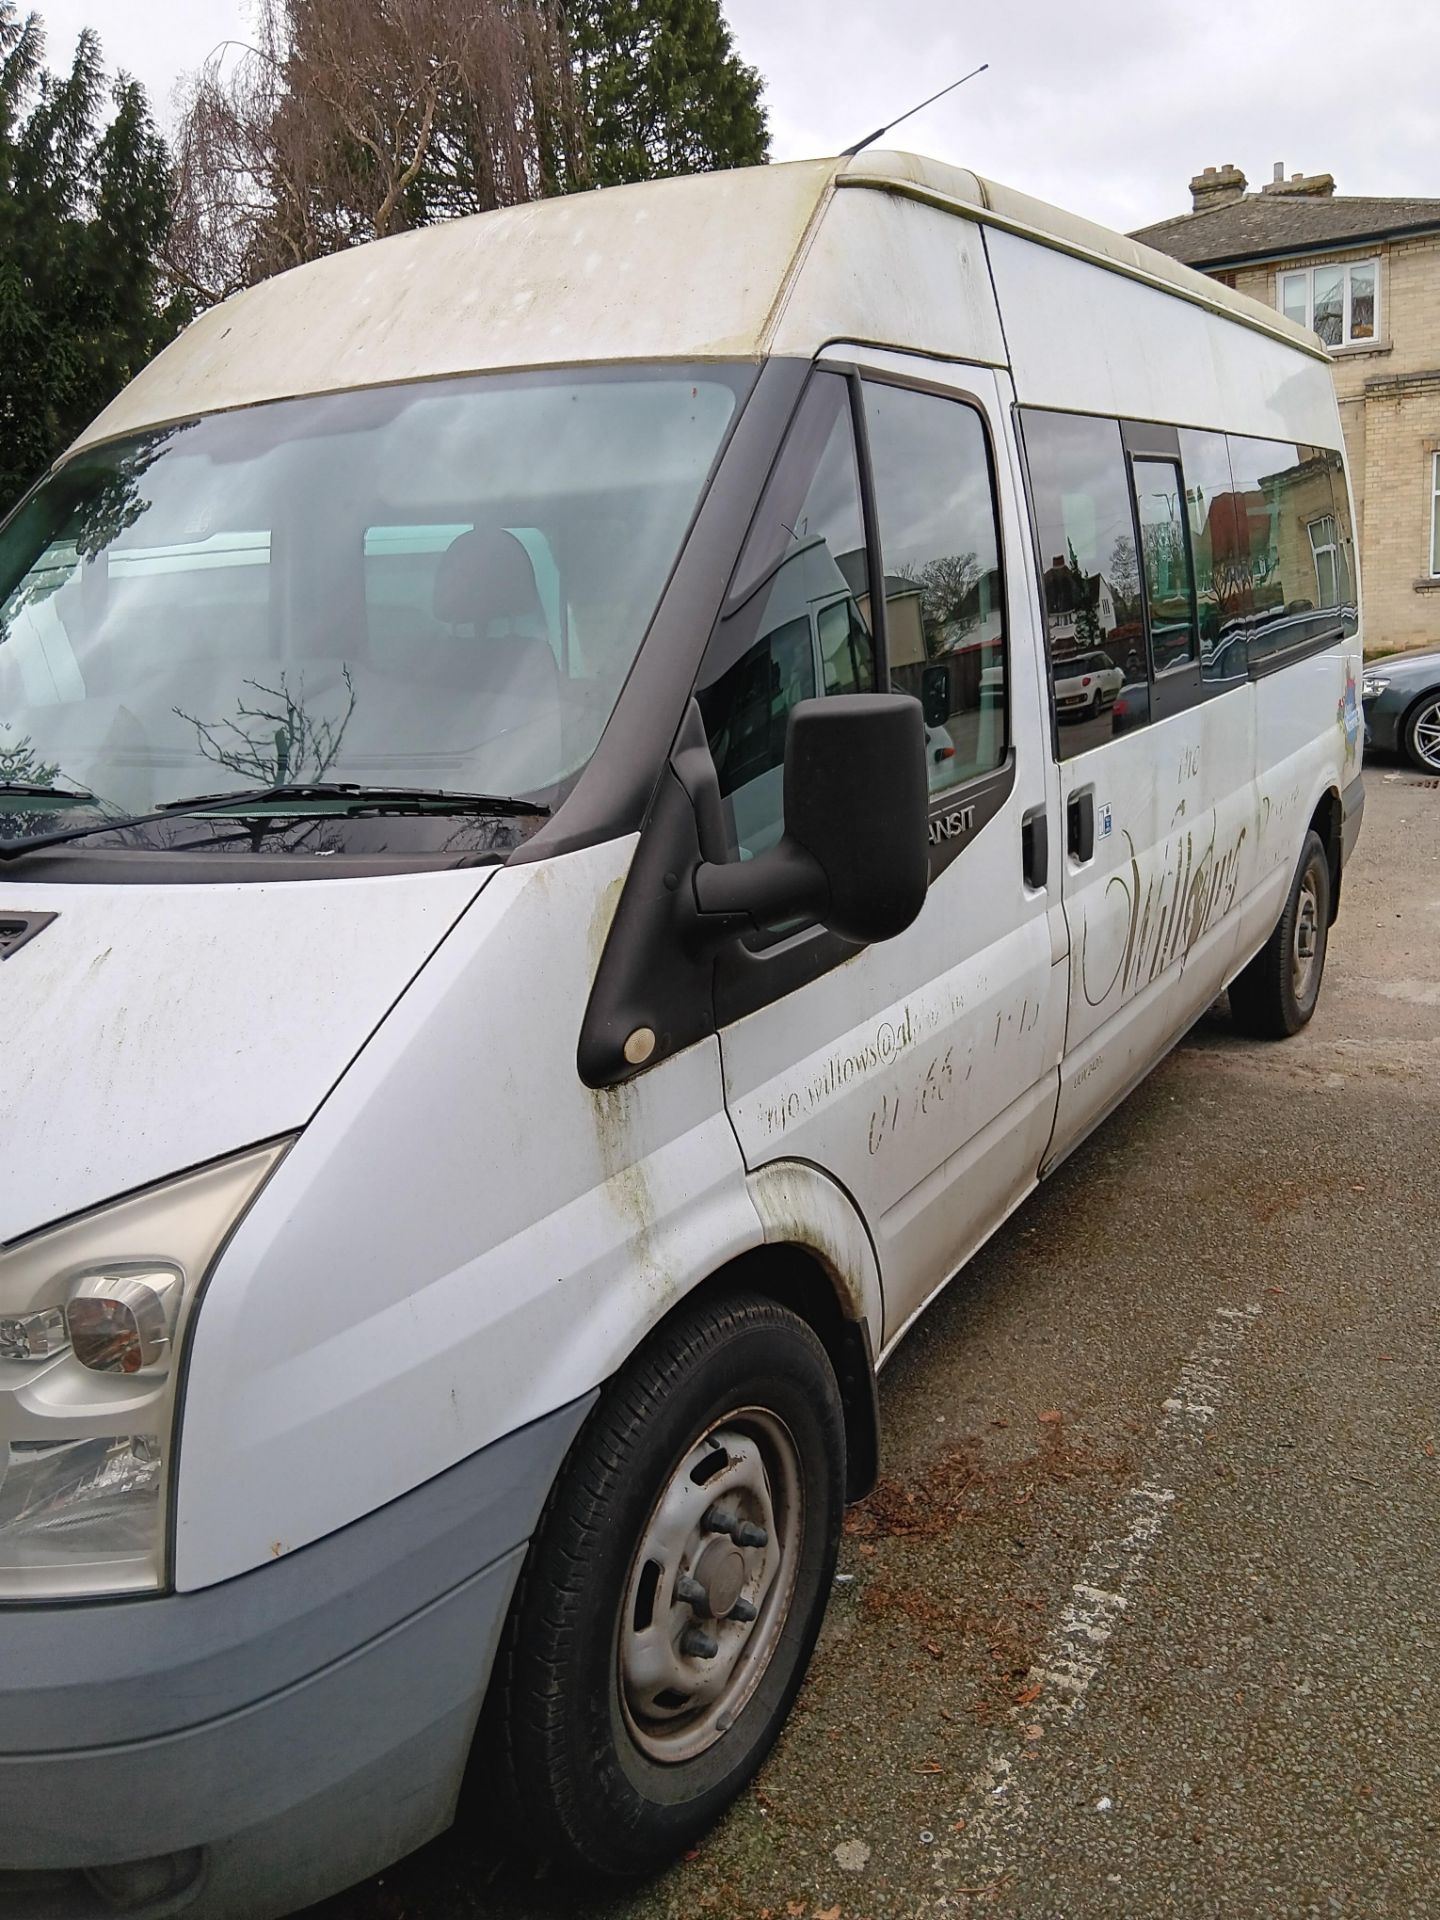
[0,151,1363,1917]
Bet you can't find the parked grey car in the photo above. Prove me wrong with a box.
[1363,650,1440,772]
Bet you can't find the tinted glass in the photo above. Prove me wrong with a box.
[698,372,875,860]
[1132,457,1198,672]
[1179,427,1249,679]
[0,367,742,852]
[1224,435,1354,664]
[863,381,1006,791]
[1021,409,1146,754]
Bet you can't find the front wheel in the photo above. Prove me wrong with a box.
[1402,694,1440,773]
[483,1294,845,1879]
[1227,828,1331,1038]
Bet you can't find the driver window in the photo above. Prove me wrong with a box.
[697,373,875,860]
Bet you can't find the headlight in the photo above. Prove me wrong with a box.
[0,1141,288,1601]
[1361,675,1389,699]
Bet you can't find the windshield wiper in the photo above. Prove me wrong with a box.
[0,783,548,860]
[156,782,550,817]
[0,782,98,802]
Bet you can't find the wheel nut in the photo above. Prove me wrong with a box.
[728,1597,758,1623]
[680,1625,719,1659]
[675,1573,708,1611]
[733,1521,768,1549]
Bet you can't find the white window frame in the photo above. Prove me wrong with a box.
[1431,452,1440,579]
[1278,258,1381,349]
[1307,514,1339,607]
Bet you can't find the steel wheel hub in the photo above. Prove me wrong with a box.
[618,1410,803,1764]
[1293,877,1320,1000]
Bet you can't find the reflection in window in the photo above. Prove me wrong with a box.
[1222,436,1359,663]
[698,372,875,860]
[1307,515,1340,608]
[1132,458,1197,673]
[0,368,742,827]
[1020,410,1145,754]
[1179,428,1248,680]
[862,382,1007,791]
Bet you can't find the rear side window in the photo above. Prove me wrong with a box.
[1223,437,1353,666]
[862,380,1007,792]
[1020,409,1146,757]
[697,372,875,860]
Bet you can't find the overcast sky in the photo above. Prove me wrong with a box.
[34,0,1440,233]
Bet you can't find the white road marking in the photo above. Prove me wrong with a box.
[933,1298,1263,1901]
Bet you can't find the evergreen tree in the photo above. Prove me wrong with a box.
[0,6,184,517]
[560,0,767,191]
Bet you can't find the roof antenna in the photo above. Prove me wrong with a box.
[840,64,990,159]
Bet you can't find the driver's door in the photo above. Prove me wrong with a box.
[708,353,1066,1346]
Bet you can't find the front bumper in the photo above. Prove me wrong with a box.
[0,1392,594,1920]
[1361,695,1399,754]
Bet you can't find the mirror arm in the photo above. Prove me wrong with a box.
[692,840,827,935]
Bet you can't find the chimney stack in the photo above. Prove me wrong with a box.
[1189,164,1248,213]
[1260,165,1336,198]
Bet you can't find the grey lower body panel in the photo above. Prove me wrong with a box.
[0,1391,596,1920]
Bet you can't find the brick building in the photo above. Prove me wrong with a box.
[1133,165,1440,655]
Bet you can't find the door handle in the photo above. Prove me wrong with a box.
[1067,788,1095,863]
[1022,804,1048,889]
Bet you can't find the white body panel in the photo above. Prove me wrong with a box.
[1047,689,1255,1163]
[172,837,773,1588]
[984,227,1341,442]
[0,870,485,1243]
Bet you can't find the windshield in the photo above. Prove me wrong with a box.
[0,365,744,857]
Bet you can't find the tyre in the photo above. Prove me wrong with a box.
[1228,828,1331,1038]
[483,1293,845,1879]
[1401,692,1440,773]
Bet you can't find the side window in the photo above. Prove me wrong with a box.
[1178,427,1249,680]
[862,381,1007,792]
[1225,436,1350,664]
[697,372,874,860]
[1130,458,1198,673]
[1020,409,1146,756]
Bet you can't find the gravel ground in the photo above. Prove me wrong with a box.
[309,762,1439,1920]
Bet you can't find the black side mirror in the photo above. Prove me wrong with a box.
[921,664,951,730]
[694,693,929,945]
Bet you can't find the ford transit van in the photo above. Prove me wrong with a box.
[0,151,1363,1916]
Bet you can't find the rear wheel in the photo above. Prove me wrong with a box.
[1402,694,1440,773]
[483,1294,845,1879]
[1228,828,1331,1038]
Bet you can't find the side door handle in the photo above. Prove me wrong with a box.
[1021,804,1048,889]
[1067,788,1095,863]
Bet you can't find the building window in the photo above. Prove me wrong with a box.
[1278,259,1378,348]
[1432,453,1440,578]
